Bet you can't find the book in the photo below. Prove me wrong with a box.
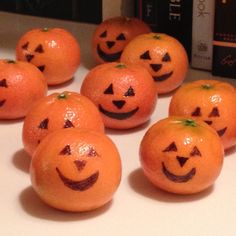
[212,0,236,78]
[135,0,193,61]
[191,0,215,71]
[135,0,158,31]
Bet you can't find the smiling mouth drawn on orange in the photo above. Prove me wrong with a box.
[162,162,196,183]
[99,104,139,120]
[152,71,173,82]
[56,167,99,191]
[97,44,122,62]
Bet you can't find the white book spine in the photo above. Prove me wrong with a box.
[191,0,215,70]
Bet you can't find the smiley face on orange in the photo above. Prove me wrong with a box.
[53,142,100,192]
[169,80,236,150]
[121,33,189,94]
[140,117,224,194]
[16,27,81,85]
[161,141,199,183]
[81,62,157,129]
[0,59,47,119]
[22,91,104,157]
[190,106,227,137]
[30,128,121,212]
[92,16,151,64]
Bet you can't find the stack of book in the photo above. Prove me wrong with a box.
[135,0,236,79]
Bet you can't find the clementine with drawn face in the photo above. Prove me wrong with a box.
[169,80,236,150]
[140,117,224,194]
[81,62,157,129]
[92,16,151,64]
[121,33,188,94]
[16,27,80,85]
[22,91,104,157]
[30,128,121,212]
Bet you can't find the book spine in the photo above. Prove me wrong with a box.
[166,0,193,61]
[191,0,215,70]
[135,0,158,31]
[212,0,236,78]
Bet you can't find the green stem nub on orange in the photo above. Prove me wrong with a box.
[115,63,127,69]
[183,119,197,127]
[153,34,161,40]
[201,84,213,90]
[42,27,49,32]
[6,60,16,64]
[57,92,68,100]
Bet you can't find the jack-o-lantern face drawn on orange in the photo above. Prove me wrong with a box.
[140,117,224,194]
[21,41,46,72]
[92,16,151,64]
[22,91,104,157]
[161,142,202,183]
[16,27,81,85]
[191,106,227,137]
[169,80,236,150]
[98,83,140,120]
[96,30,126,62]
[121,33,189,94]
[81,62,157,129]
[0,59,47,119]
[139,49,173,82]
[55,144,100,191]
[30,128,121,212]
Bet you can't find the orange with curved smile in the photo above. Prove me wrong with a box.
[96,44,122,62]
[22,91,104,156]
[16,27,81,85]
[0,59,47,119]
[98,103,139,120]
[121,33,188,94]
[169,79,236,150]
[92,16,151,64]
[30,128,121,212]
[81,62,157,129]
[140,117,224,194]
[162,164,196,183]
[55,167,99,191]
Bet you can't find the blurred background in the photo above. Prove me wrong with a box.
[0,0,103,23]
